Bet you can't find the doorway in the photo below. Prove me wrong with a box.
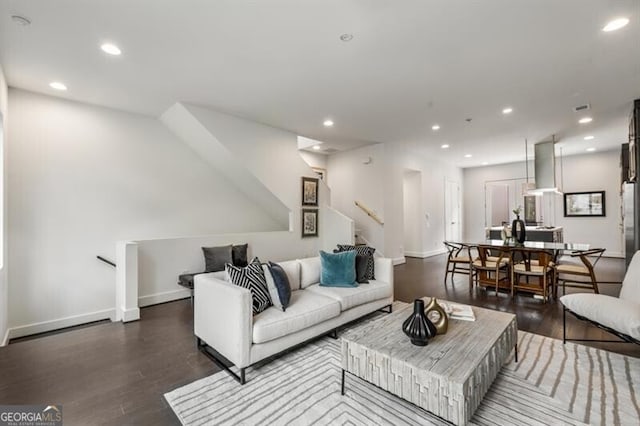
[444,180,461,242]
[403,170,423,256]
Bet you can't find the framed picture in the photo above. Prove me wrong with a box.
[301,177,319,206]
[311,167,327,181]
[301,209,318,238]
[564,191,606,217]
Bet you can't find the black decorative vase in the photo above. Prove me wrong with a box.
[511,215,526,244]
[402,299,437,346]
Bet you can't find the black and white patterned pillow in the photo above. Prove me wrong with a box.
[337,245,375,280]
[226,257,272,315]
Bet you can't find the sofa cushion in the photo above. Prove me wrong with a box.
[278,260,301,291]
[252,290,341,344]
[320,250,357,287]
[561,293,640,340]
[298,257,320,289]
[305,279,392,311]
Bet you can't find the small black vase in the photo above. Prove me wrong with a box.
[511,215,527,244]
[402,299,437,346]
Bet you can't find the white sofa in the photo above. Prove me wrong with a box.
[560,250,640,344]
[194,256,394,383]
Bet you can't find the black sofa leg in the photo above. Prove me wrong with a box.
[240,368,246,385]
[328,329,338,339]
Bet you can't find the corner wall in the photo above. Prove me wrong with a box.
[4,89,284,339]
[328,141,463,263]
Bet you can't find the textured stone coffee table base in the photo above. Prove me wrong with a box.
[341,300,517,426]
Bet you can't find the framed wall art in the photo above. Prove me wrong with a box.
[564,191,606,217]
[301,176,319,206]
[301,209,318,238]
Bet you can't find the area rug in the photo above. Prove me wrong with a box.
[165,308,640,426]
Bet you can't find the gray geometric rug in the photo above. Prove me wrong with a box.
[165,310,640,426]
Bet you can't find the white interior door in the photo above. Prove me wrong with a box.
[444,180,461,242]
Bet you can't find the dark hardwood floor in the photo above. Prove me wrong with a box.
[0,254,637,425]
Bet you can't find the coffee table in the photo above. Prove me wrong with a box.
[340,299,517,426]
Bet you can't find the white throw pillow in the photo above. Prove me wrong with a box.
[297,257,320,289]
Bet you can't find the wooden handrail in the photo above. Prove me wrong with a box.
[354,200,384,225]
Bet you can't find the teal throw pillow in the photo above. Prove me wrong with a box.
[320,250,357,287]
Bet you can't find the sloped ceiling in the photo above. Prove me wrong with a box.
[0,0,638,166]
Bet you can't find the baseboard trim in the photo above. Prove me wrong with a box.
[6,308,116,341]
[138,288,191,308]
[392,256,406,266]
[1,329,9,347]
[605,252,624,259]
[121,307,140,322]
[404,248,447,259]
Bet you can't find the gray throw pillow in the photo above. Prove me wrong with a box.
[202,245,233,272]
[337,244,376,280]
[355,254,369,284]
[232,243,248,267]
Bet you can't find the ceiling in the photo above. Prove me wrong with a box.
[1,0,639,167]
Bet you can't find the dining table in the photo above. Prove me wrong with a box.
[462,239,591,262]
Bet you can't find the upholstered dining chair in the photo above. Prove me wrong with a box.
[555,248,606,298]
[443,242,475,288]
[472,245,511,295]
[511,248,555,302]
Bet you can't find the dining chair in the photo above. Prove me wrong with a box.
[511,248,555,302]
[472,245,511,295]
[555,248,606,298]
[443,242,475,288]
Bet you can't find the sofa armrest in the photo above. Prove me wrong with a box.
[194,274,252,368]
[375,257,394,300]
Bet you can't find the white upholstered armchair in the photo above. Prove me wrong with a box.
[560,251,640,345]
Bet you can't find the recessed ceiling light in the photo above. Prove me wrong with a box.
[579,117,593,124]
[464,154,472,158]
[482,162,489,165]
[502,107,513,114]
[603,18,629,32]
[49,82,67,91]
[340,33,354,42]
[312,145,321,150]
[586,147,596,152]
[584,135,595,140]
[101,43,122,55]
[323,120,334,127]
[432,124,440,131]
[11,15,31,26]
[441,144,449,149]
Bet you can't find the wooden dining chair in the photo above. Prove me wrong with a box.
[511,248,555,302]
[443,242,475,288]
[472,245,511,295]
[555,248,606,298]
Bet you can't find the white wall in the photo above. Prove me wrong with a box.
[5,89,284,339]
[554,150,622,256]
[463,150,623,256]
[299,151,328,170]
[328,141,463,262]
[0,65,8,345]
